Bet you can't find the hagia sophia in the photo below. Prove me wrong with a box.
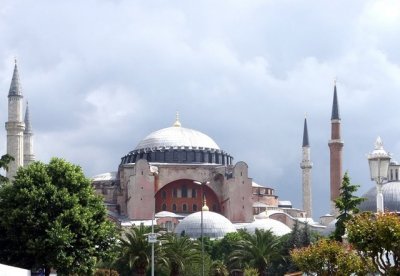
[4,61,399,238]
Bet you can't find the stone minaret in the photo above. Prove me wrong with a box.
[300,117,313,218]
[5,60,25,178]
[23,102,35,166]
[328,82,343,216]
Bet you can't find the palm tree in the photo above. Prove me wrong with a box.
[228,229,283,276]
[0,154,14,183]
[158,233,202,276]
[114,224,152,276]
[209,260,229,276]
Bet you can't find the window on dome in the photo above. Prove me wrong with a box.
[156,151,164,162]
[396,169,399,180]
[162,190,167,199]
[188,151,194,162]
[182,185,187,198]
[213,204,217,212]
[172,204,177,212]
[162,204,166,211]
[195,152,202,162]
[173,151,178,161]
[192,189,197,198]
[173,188,177,198]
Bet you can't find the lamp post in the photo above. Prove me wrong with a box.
[194,180,209,276]
[368,136,391,212]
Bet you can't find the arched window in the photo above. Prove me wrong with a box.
[213,204,217,212]
[192,189,197,198]
[193,204,197,212]
[182,185,187,198]
[172,204,177,212]
[162,190,167,199]
[173,188,177,198]
[162,203,167,211]
[396,169,399,180]
[182,204,187,212]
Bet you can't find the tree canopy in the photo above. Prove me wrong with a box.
[0,154,14,184]
[347,212,400,274]
[333,171,365,241]
[290,239,372,275]
[0,158,117,275]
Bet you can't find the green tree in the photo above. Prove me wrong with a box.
[347,212,400,274]
[159,233,202,276]
[333,171,365,242]
[113,224,153,276]
[0,158,117,276]
[0,154,14,184]
[228,229,282,275]
[290,239,372,275]
[209,260,228,276]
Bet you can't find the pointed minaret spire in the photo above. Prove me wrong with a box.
[331,80,340,120]
[24,102,32,133]
[302,116,310,147]
[8,59,22,97]
[328,80,344,216]
[301,116,313,218]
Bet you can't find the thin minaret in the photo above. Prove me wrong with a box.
[300,117,313,218]
[328,81,344,216]
[5,59,25,178]
[23,102,35,166]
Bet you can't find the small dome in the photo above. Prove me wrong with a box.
[244,218,291,236]
[135,126,220,151]
[359,182,400,212]
[174,211,236,239]
[323,219,337,236]
[155,211,183,218]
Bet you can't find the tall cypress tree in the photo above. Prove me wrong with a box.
[333,172,365,242]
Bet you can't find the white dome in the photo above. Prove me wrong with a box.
[174,211,236,239]
[245,218,291,236]
[323,219,337,236]
[135,126,220,151]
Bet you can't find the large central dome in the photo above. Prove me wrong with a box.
[120,115,233,165]
[135,125,220,151]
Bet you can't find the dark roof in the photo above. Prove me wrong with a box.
[331,84,340,120]
[24,103,32,133]
[8,62,22,97]
[302,117,309,147]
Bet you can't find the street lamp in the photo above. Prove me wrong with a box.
[368,136,391,212]
[194,180,210,276]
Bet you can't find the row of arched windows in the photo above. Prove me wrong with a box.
[162,203,219,213]
[161,186,198,199]
[162,203,198,212]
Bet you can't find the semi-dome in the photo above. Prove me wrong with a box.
[359,182,400,212]
[120,115,233,165]
[244,218,291,236]
[174,211,236,239]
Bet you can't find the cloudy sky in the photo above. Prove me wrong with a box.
[1,0,400,219]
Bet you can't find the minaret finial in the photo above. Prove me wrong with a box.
[173,111,181,127]
[14,56,17,65]
[202,194,209,211]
